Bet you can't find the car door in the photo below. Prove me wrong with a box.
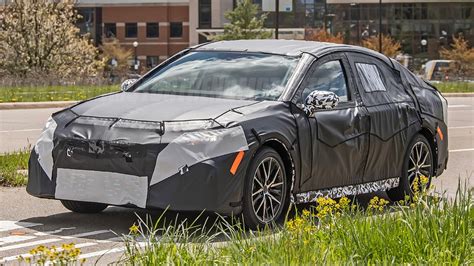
[294,53,370,192]
[346,53,419,183]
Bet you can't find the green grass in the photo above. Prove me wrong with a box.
[0,148,30,186]
[0,85,119,103]
[0,82,472,103]
[435,82,474,93]
[119,187,473,265]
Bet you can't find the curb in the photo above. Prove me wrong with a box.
[0,101,78,110]
[441,93,474,97]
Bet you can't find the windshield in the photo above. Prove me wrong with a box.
[131,51,299,101]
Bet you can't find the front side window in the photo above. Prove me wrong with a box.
[301,60,349,102]
[131,51,299,101]
[170,22,183,37]
[125,23,138,38]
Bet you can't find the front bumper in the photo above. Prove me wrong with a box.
[27,146,250,216]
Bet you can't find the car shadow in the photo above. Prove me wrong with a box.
[17,190,392,243]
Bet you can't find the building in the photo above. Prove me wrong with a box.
[76,0,190,70]
[328,0,474,65]
[2,0,473,71]
[191,0,474,69]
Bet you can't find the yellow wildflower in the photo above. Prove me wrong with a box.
[129,223,140,234]
[302,209,311,217]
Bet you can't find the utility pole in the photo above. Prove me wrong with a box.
[379,0,382,53]
[275,0,279,39]
[324,0,328,31]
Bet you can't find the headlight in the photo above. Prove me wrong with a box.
[34,116,57,179]
[164,120,219,132]
[150,126,248,185]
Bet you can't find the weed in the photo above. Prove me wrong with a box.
[119,184,473,265]
[0,148,30,186]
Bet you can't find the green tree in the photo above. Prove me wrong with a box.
[213,0,272,41]
[0,0,103,81]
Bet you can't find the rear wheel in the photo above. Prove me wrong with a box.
[387,134,434,201]
[242,147,289,230]
[61,200,108,213]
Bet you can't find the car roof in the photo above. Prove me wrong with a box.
[194,39,389,63]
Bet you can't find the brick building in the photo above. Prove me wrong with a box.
[76,0,190,70]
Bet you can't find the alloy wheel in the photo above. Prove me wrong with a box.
[251,157,285,224]
[407,141,432,192]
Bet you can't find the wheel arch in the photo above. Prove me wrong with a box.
[418,127,438,176]
[261,138,296,194]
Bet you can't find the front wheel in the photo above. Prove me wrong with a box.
[242,147,289,230]
[61,200,108,213]
[387,134,434,201]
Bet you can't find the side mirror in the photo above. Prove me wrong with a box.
[304,90,340,116]
[120,79,138,91]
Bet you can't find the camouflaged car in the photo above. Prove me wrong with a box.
[28,40,448,229]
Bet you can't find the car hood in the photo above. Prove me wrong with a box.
[71,92,257,122]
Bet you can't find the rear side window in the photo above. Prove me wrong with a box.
[355,63,386,92]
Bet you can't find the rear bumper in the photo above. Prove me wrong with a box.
[27,148,248,215]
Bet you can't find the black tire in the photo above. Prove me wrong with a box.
[387,134,434,201]
[61,200,108,213]
[242,147,289,230]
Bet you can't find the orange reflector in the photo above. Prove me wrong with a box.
[230,150,245,175]
[437,126,444,141]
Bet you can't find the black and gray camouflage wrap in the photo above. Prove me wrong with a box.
[303,90,340,116]
[295,177,399,203]
[27,40,448,216]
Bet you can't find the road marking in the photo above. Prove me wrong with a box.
[0,230,110,252]
[61,230,110,240]
[34,227,76,236]
[0,128,42,133]
[0,235,36,246]
[449,148,474,153]
[77,242,145,260]
[0,238,62,252]
[78,246,126,259]
[96,236,122,243]
[0,227,79,247]
[448,105,471,108]
[0,242,98,263]
[0,221,42,233]
[448,126,474,129]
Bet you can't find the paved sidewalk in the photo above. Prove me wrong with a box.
[0,101,77,110]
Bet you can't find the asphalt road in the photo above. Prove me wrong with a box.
[0,97,473,264]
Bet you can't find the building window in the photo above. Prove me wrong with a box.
[170,22,183,38]
[77,8,95,36]
[199,0,212,28]
[146,56,159,68]
[125,23,138,38]
[104,23,116,38]
[146,23,159,38]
